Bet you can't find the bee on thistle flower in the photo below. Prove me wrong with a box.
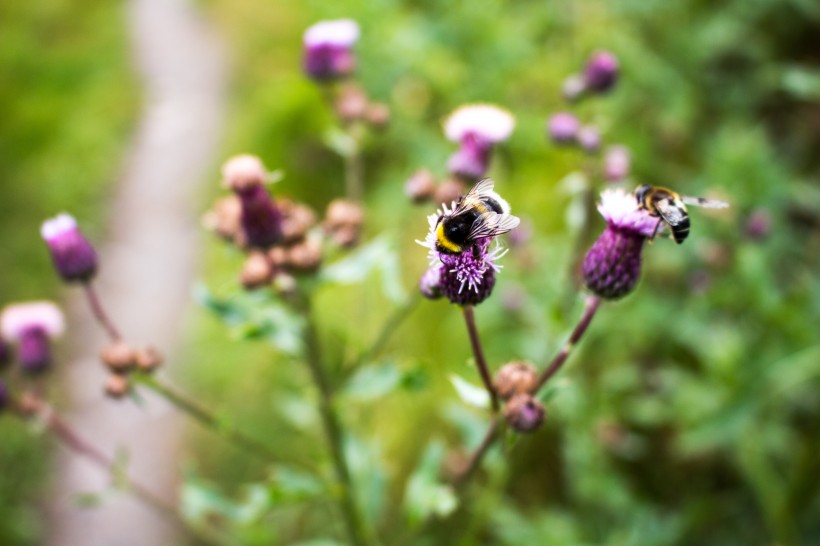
[419,179,519,305]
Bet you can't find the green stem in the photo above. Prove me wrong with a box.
[302,302,371,546]
[344,134,364,202]
[461,305,499,412]
[133,374,297,468]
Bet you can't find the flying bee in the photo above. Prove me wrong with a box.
[635,184,729,244]
[435,178,520,255]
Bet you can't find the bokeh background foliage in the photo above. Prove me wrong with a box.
[3,0,820,544]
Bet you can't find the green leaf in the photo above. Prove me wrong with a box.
[404,440,458,524]
[73,492,102,508]
[268,465,325,503]
[342,361,402,401]
[319,237,408,303]
[449,374,490,409]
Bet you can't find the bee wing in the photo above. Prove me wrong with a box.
[468,211,520,240]
[450,178,498,216]
[655,197,686,227]
[681,195,729,209]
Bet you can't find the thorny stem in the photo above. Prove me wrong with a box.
[455,295,603,485]
[82,282,122,342]
[534,295,601,392]
[461,305,499,412]
[13,400,224,545]
[302,300,371,546]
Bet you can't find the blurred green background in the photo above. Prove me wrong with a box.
[2,0,820,544]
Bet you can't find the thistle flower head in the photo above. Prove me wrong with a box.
[303,19,360,81]
[547,112,580,144]
[1,301,65,373]
[504,393,545,433]
[582,189,657,300]
[220,155,283,249]
[418,203,510,306]
[41,213,98,283]
[444,105,515,180]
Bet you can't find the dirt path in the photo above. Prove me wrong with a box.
[45,0,226,544]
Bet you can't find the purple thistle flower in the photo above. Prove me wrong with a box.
[582,189,658,300]
[547,112,580,145]
[583,51,619,93]
[41,213,98,283]
[303,19,359,82]
[418,204,511,306]
[221,155,283,249]
[577,125,602,153]
[444,104,515,180]
[1,302,65,374]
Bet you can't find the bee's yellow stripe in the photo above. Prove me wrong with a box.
[436,222,462,253]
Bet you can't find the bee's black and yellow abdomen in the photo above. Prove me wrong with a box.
[435,209,480,255]
[670,215,690,244]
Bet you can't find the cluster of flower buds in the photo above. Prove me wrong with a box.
[493,362,545,433]
[332,83,391,131]
[562,50,620,102]
[403,169,471,207]
[546,112,602,154]
[205,154,368,291]
[444,104,515,182]
[0,301,64,374]
[99,341,162,399]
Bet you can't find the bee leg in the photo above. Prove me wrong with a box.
[648,218,663,243]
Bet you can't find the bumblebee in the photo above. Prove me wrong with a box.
[435,178,520,255]
[635,184,728,244]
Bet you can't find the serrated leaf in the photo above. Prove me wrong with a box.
[450,374,490,409]
[342,362,402,401]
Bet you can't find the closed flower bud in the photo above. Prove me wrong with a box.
[240,251,274,289]
[1,302,64,374]
[41,214,98,283]
[365,102,391,130]
[504,393,545,433]
[134,346,163,373]
[100,341,136,374]
[603,145,630,182]
[334,84,368,122]
[583,51,619,93]
[547,112,580,144]
[434,178,466,207]
[493,361,538,400]
[303,19,359,81]
[279,199,318,244]
[582,189,657,300]
[324,199,364,247]
[203,196,242,243]
[577,125,601,153]
[286,240,323,272]
[104,374,130,399]
[405,169,437,204]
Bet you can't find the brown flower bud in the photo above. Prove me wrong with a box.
[203,196,242,242]
[222,154,267,192]
[17,390,42,417]
[493,361,538,401]
[325,199,364,229]
[335,85,368,123]
[240,252,273,289]
[104,374,130,399]
[279,199,317,243]
[504,394,545,433]
[286,240,323,272]
[404,169,437,204]
[268,246,288,268]
[100,342,136,374]
[434,178,466,206]
[365,102,391,130]
[330,224,361,247]
[134,346,163,373]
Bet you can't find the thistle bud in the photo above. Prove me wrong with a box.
[603,145,630,182]
[334,84,368,122]
[104,374,130,399]
[240,251,274,289]
[577,125,601,153]
[203,196,242,243]
[100,341,135,374]
[504,394,545,433]
[419,266,443,299]
[279,199,317,244]
[404,169,437,204]
[324,199,364,247]
[434,178,466,207]
[493,361,538,400]
[41,214,98,283]
[285,240,323,272]
[583,51,619,93]
[134,346,163,373]
[547,112,580,144]
[745,208,771,241]
[1,302,64,374]
[365,102,391,130]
